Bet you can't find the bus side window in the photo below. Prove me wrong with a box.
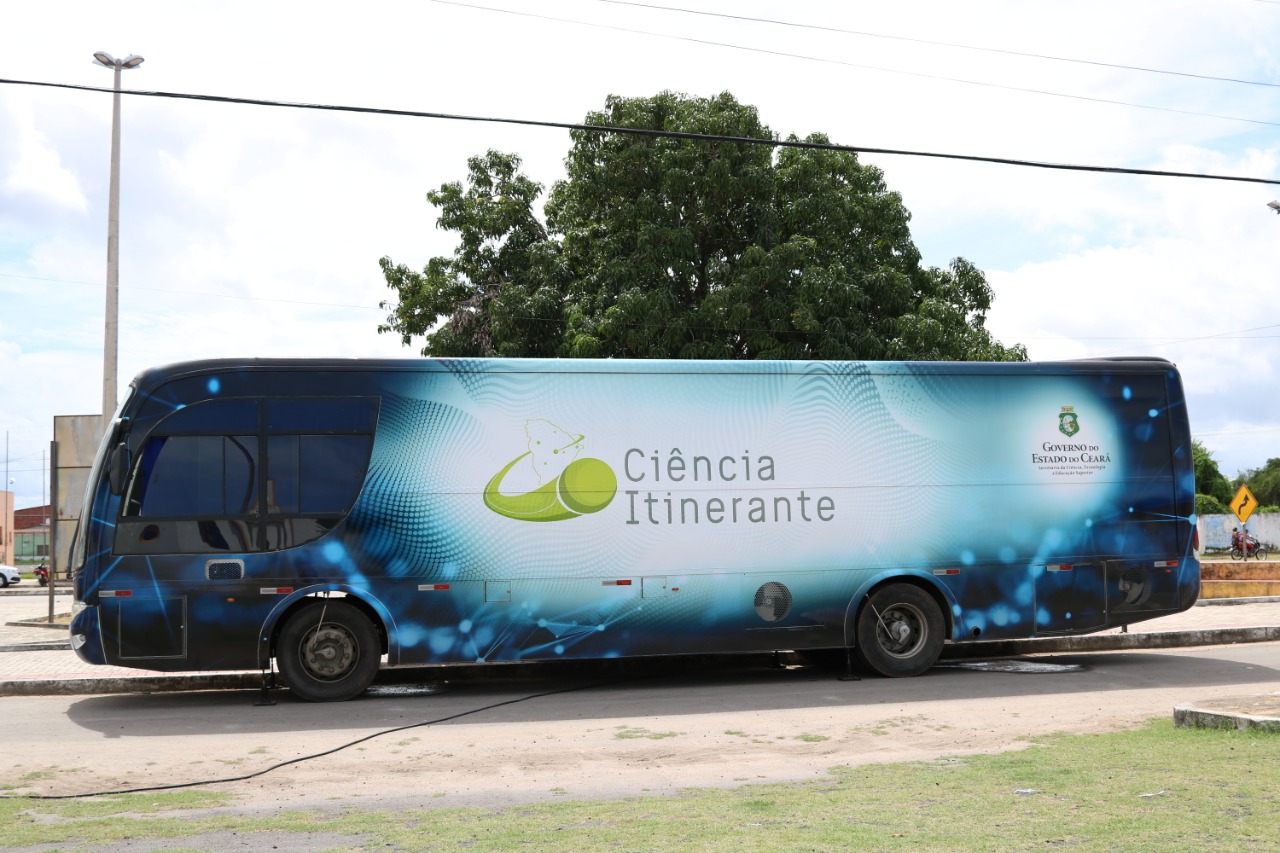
[116,396,376,555]
[267,434,372,516]
[124,435,258,518]
[123,435,167,516]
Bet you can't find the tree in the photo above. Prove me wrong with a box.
[1192,439,1233,507]
[380,91,1026,363]
[378,150,564,358]
[1195,493,1228,515]
[1238,457,1280,508]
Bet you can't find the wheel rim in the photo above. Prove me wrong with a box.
[297,623,360,683]
[873,602,928,659]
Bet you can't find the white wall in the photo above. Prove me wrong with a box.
[1197,513,1277,554]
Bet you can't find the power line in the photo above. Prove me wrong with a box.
[591,0,1280,90]
[426,0,1280,130]
[2,77,1277,186]
[1080,322,1280,357]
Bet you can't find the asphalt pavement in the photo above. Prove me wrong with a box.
[2,584,1278,729]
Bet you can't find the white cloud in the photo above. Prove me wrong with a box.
[1,96,89,214]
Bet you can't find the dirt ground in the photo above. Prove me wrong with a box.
[8,644,1279,818]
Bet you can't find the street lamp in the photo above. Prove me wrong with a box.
[92,51,144,438]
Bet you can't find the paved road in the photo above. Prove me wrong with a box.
[2,585,1279,699]
[1,585,1278,814]
[3,639,1279,812]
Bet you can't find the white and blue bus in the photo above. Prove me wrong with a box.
[69,357,1200,701]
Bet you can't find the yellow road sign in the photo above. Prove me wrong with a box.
[1230,484,1258,524]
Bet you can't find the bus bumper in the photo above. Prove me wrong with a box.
[70,606,107,665]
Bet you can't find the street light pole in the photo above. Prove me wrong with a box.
[92,51,144,438]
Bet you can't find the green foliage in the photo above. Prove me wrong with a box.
[381,91,1026,363]
[378,150,563,358]
[1237,458,1280,508]
[1195,493,1228,515]
[1192,440,1233,505]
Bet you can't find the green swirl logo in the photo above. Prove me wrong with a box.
[483,420,617,522]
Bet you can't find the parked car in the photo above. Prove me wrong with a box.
[0,564,21,588]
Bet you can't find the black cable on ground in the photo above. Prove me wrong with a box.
[1,679,614,801]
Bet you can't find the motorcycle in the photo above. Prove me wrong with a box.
[1230,538,1269,561]
[34,564,48,587]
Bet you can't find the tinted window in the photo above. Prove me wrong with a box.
[300,435,373,513]
[130,435,258,517]
[117,396,376,555]
[267,435,371,515]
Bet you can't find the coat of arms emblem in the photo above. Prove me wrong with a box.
[1059,406,1080,437]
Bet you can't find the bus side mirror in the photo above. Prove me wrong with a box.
[107,443,132,495]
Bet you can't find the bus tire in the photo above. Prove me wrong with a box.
[276,600,380,702]
[854,584,944,678]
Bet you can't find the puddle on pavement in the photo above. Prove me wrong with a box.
[366,682,452,697]
[937,660,1086,674]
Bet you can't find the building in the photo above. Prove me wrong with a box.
[14,504,51,564]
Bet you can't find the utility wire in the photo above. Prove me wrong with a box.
[426,0,1280,129]
[2,78,1278,186]
[591,0,1280,90]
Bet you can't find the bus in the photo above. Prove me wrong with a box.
[69,357,1200,701]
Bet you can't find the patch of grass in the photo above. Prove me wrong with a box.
[2,720,1277,851]
[614,726,680,740]
[853,715,940,738]
[794,734,830,743]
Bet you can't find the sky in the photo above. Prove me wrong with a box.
[2,0,1279,512]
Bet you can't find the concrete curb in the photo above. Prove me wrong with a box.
[939,626,1280,658]
[1174,695,1280,733]
[0,642,67,652]
[6,619,68,630]
[0,673,262,697]
[1,625,1277,698]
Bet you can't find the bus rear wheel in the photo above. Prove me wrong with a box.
[277,600,380,702]
[854,584,944,678]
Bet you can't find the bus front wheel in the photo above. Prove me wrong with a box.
[277,600,380,702]
[854,584,944,677]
